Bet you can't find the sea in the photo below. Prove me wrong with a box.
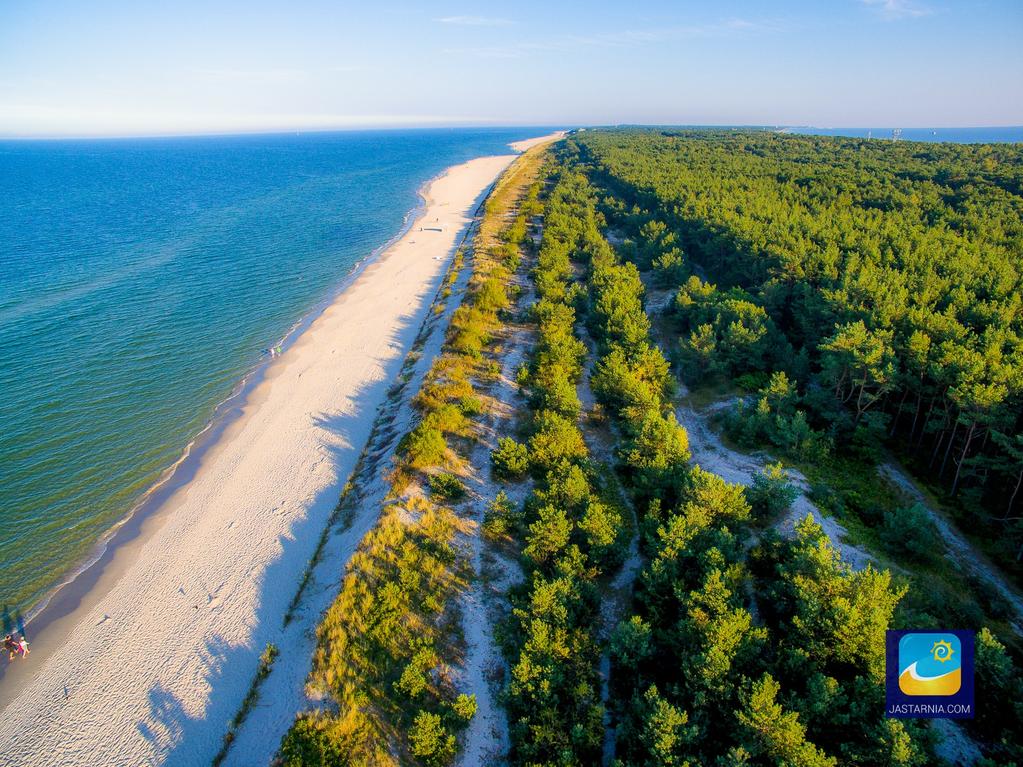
[0,127,548,619]
[783,126,1023,143]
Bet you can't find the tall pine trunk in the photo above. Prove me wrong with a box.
[940,418,959,476]
[930,411,950,467]
[951,420,976,495]
[909,391,923,444]
[890,388,909,437]
[919,395,938,448]
[1006,468,1023,520]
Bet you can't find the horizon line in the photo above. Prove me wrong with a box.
[2,122,1023,142]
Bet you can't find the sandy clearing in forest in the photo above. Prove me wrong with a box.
[879,462,1023,633]
[674,393,874,571]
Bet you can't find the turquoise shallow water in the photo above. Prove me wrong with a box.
[0,128,546,617]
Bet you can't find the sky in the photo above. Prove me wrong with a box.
[1,0,1021,137]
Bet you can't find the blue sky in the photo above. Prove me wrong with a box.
[1,0,1021,136]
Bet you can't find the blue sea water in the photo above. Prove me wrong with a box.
[0,127,547,617]
[785,126,1023,143]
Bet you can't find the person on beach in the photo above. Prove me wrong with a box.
[18,636,29,658]
[3,634,17,660]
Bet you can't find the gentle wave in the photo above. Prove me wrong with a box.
[0,127,547,617]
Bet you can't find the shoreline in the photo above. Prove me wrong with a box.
[0,133,561,765]
[11,168,431,635]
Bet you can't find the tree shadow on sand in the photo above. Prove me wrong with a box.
[135,184,486,764]
[140,316,429,765]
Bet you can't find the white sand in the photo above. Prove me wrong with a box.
[0,133,560,767]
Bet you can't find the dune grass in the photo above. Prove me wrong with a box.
[276,141,557,767]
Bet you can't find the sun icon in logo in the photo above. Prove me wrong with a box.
[931,639,955,663]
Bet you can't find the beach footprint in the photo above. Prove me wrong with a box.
[207,582,227,612]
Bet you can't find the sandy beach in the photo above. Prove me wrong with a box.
[0,133,557,767]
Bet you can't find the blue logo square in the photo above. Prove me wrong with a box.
[886,630,974,718]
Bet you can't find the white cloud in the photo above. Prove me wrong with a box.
[860,0,932,20]
[436,15,514,27]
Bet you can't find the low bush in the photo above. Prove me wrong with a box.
[424,403,469,437]
[725,372,833,463]
[277,714,348,767]
[457,394,483,417]
[452,693,478,723]
[483,490,522,542]
[491,436,530,479]
[399,423,447,469]
[409,711,457,766]
[428,472,466,501]
[880,503,943,563]
[746,462,799,520]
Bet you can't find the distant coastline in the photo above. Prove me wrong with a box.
[779,125,1023,143]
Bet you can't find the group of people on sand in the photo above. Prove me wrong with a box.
[4,633,29,661]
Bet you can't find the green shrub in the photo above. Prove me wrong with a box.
[277,714,347,767]
[652,246,687,287]
[725,373,832,463]
[491,436,530,479]
[457,394,483,417]
[746,462,798,519]
[429,472,466,500]
[534,463,591,511]
[409,711,457,765]
[452,693,478,723]
[579,497,624,566]
[523,504,573,565]
[395,645,439,699]
[475,277,509,313]
[424,403,469,436]
[621,409,691,506]
[734,371,770,392]
[447,306,488,358]
[590,343,671,426]
[880,504,942,563]
[529,365,582,417]
[527,410,589,473]
[972,627,1023,756]
[399,423,447,469]
[414,375,475,413]
[483,490,521,541]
